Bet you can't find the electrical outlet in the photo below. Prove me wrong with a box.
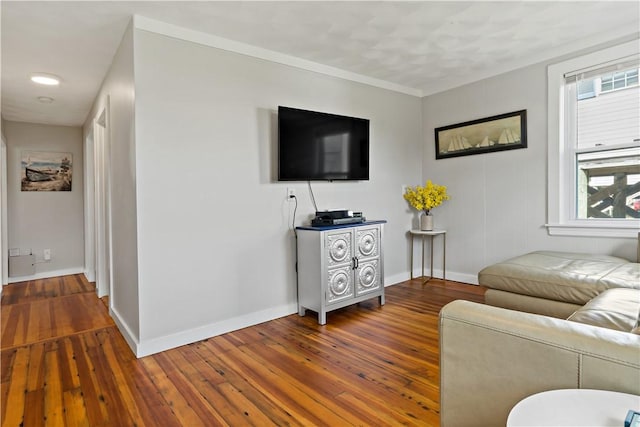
[287,188,296,201]
[44,249,51,261]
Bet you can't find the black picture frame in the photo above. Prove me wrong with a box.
[435,110,527,159]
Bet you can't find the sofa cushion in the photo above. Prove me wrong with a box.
[567,288,640,332]
[478,251,640,305]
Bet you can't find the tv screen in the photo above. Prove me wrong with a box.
[278,106,369,181]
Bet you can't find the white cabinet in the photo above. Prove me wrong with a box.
[296,221,385,324]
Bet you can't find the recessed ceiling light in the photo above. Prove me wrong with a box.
[37,96,54,104]
[30,73,61,86]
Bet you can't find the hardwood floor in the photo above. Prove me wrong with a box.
[1,274,485,426]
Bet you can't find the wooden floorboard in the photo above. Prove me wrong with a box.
[0,275,94,306]
[1,294,114,351]
[1,275,484,426]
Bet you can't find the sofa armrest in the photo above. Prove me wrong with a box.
[439,300,640,427]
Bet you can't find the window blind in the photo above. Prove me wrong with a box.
[564,54,639,82]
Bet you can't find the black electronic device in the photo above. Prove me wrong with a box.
[311,216,365,227]
[278,106,370,181]
[315,210,353,220]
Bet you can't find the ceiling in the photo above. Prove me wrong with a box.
[2,1,639,127]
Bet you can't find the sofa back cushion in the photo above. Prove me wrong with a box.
[568,288,640,332]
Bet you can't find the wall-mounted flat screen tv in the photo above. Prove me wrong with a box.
[278,106,370,181]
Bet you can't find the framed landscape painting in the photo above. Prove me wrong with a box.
[435,110,527,159]
[21,151,72,191]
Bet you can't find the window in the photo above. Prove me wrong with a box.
[547,40,640,237]
[576,148,640,219]
[577,79,596,100]
[572,65,640,221]
[601,68,639,92]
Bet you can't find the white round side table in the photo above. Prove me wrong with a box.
[507,389,640,427]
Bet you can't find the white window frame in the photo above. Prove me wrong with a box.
[547,39,640,238]
[601,68,638,93]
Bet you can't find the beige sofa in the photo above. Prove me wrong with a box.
[478,250,640,318]
[439,295,640,427]
[439,248,640,427]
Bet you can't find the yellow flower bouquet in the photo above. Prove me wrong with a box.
[403,180,450,215]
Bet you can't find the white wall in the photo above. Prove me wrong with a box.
[422,41,638,283]
[1,123,8,285]
[84,23,139,347]
[132,27,422,355]
[4,121,84,280]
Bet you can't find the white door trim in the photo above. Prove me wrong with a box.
[0,136,8,286]
[94,104,113,298]
[84,128,96,283]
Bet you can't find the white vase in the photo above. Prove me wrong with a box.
[420,213,434,231]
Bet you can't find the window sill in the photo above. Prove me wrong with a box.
[545,222,640,238]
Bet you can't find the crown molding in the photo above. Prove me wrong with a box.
[133,15,423,98]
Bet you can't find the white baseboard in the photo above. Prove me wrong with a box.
[83,269,96,283]
[110,305,140,356]
[385,269,478,286]
[385,271,410,287]
[441,271,478,285]
[117,269,477,358]
[134,303,298,358]
[7,267,84,284]
[118,268,480,357]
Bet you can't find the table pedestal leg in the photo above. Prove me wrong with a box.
[421,236,425,280]
[443,233,446,282]
[410,234,414,280]
[430,235,434,280]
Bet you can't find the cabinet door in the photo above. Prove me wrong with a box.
[325,231,352,267]
[326,265,354,304]
[356,259,381,296]
[325,230,354,305]
[356,227,379,259]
